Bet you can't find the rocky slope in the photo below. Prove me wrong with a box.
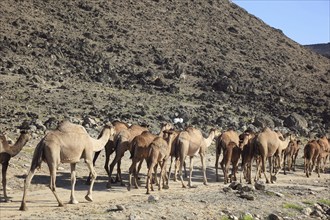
[0,0,329,134]
[305,43,330,59]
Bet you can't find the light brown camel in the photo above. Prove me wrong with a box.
[127,123,174,191]
[86,120,129,184]
[146,130,176,194]
[177,127,217,188]
[254,127,291,183]
[215,129,239,182]
[19,121,115,211]
[0,130,30,201]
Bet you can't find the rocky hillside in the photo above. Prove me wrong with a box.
[0,0,329,135]
[305,43,330,59]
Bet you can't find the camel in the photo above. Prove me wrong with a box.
[0,130,30,201]
[177,127,217,188]
[317,136,330,172]
[108,122,173,188]
[304,140,321,177]
[86,120,129,184]
[239,131,254,183]
[106,123,149,188]
[19,121,115,211]
[283,139,301,175]
[127,123,174,190]
[146,130,176,194]
[215,130,239,182]
[254,127,291,183]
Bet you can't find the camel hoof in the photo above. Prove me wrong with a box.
[58,202,64,207]
[85,195,93,202]
[121,182,126,187]
[203,182,208,186]
[106,183,112,189]
[127,186,131,191]
[69,199,79,204]
[19,203,27,211]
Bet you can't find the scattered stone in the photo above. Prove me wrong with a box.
[310,210,324,218]
[239,193,255,201]
[116,205,125,211]
[301,207,313,216]
[148,195,159,202]
[223,187,232,193]
[268,213,283,220]
[242,185,254,192]
[255,180,266,190]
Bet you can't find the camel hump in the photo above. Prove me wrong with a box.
[57,120,87,134]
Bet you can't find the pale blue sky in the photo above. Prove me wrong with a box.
[232,0,330,45]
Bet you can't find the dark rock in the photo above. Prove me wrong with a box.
[284,113,308,134]
[268,213,283,220]
[254,181,266,190]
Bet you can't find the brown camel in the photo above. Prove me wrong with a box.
[146,130,176,194]
[107,122,172,188]
[86,120,129,184]
[0,130,30,201]
[304,140,321,177]
[254,127,291,183]
[19,121,115,211]
[106,124,149,188]
[317,136,330,172]
[215,129,239,182]
[283,139,301,175]
[127,123,174,190]
[177,127,217,188]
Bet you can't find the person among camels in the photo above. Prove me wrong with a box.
[177,127,218,188]
[19,120,115,211]
[86,120,129,184]
[0,130,30,201]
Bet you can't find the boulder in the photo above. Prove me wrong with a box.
[283,113,308,134]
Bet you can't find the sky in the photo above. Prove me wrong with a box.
[232,0,330,45]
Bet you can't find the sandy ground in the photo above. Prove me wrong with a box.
[0,137,329,220]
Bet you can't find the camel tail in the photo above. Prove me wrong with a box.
[304,144,313,161]
[30,140,45,171]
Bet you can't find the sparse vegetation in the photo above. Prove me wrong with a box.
[283,203,303,211]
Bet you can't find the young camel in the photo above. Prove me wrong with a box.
[86,120,129,184]
[127,123,174,191]
[283,139,301,175]
[146,130,176,194]
[19,121,115,211]
[0,130,30,201]
[177,127,217,188]
[254,127,291,183]
[215,129,239,182]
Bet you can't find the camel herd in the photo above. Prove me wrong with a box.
[0,120,329,211]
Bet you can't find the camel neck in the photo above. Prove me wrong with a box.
[8,134,29,157]
[204,131,215,147]
[92,128,111,152]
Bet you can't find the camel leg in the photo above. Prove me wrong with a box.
[179,155,187,188]
[293,152,298,172]
[87,150,101,184]
[146,162,155,194]
[49,165,64,207]
[69,163,79,204]
[261,156,270,183]
[19,168,37,211]
[215,147,221,182]
[107,152,122,188]
[2,161,9,202]
[127,161,135,191]
[167,157,174,184]
[174,158,180,182]
[85,161,96,202]
[188,156,195,188]
[136,159,144,186]
[200,153,208,185]
[104,144,112,177]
